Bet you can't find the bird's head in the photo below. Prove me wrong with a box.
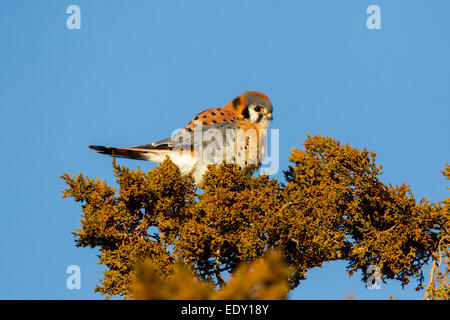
[232,91,273,127]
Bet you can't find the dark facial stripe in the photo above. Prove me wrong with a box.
[257,113,263,123]
[242,106,250,119]
[232,96,241,108]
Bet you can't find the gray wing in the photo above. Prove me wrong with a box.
[136,122,238,151]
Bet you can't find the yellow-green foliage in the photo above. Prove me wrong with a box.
[133,251,289,300]
[213,251,290,300]
[423,164,450,300]
[61,135,449,299]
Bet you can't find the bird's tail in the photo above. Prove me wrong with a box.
[88,145,168,161]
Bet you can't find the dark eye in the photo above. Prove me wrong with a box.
[254,106,262,112]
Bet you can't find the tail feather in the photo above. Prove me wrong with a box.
[89,145,159,161]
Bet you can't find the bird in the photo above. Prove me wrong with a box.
[89,91,273,185]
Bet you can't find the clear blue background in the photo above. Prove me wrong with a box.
[0,0,448,299]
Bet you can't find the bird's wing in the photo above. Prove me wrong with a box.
[137,121,239,152]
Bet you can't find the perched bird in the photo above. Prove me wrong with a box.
[89,91,273,185]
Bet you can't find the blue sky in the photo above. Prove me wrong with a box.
[0,0,448,300]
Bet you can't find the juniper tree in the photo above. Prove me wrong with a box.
[61,135,449,299]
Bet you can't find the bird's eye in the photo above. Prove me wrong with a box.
[254,106,261,112]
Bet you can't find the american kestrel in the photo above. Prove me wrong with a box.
[89,91,273,185]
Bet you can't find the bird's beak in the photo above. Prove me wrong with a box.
[267,113,273,121]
